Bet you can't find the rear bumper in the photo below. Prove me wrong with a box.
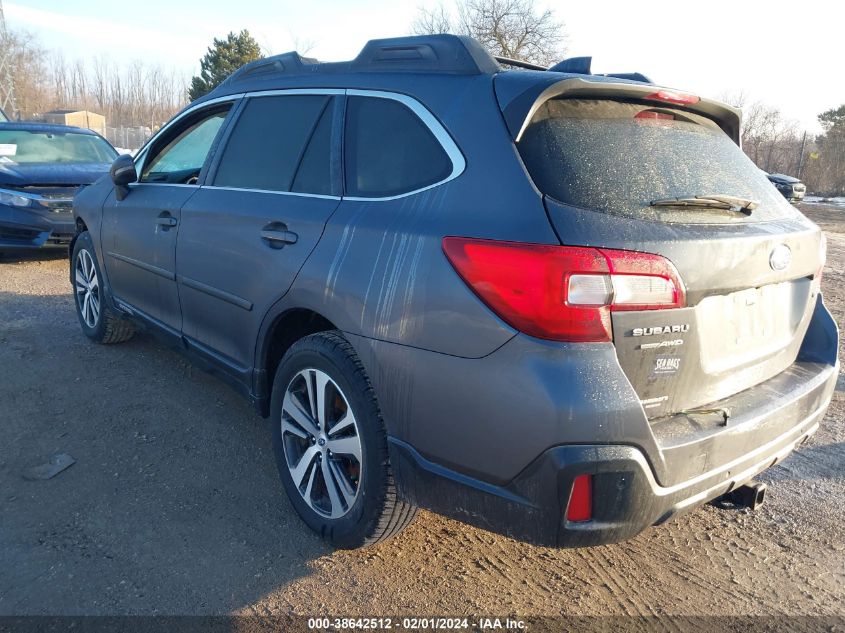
[347,285,839,547]
[383,296,838,547]
[390,359,836,547]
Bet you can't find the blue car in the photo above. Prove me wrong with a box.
[0,122,117,254]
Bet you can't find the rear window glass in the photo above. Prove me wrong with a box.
[344,96,452,198]
[518,99,798,224]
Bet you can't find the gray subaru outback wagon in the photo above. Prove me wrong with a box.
[70,35,839,548]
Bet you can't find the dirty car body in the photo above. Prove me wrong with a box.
[71,35,839,548]
[0,122,116,251]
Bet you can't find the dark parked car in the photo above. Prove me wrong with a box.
[766,172,806,203]
[0,122,117,254]
[70,35,838,549]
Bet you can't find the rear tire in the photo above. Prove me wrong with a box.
[270,331,417,548]
[71,232,135,344]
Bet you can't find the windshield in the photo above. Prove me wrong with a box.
[517,99,798,224]
[0,129,117,164]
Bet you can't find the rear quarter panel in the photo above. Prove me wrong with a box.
[268,75,560,359]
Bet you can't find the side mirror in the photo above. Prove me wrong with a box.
[110,154,137,201]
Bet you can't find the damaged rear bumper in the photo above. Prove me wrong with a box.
[389,360,835,547]
[388,297,838,547]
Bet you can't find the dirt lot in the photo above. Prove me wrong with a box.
[1,205,843,624]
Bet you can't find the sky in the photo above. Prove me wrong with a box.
[5,0,844,132]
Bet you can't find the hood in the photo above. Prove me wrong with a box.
[767,173,801,185]
[0,162,111,188]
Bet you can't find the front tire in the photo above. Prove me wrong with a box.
[270,331,417,548]
[71,232,135,344]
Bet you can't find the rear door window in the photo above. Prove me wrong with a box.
[517,99,797,224]
[213,95,332,194]
[344,96,452,198]
[291,103,334,196]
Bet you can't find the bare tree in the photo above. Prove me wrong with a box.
[126,61,146,125]
[459,0,564,65]
[718,89,748,110]
[3,30,49,118]
[291,34,317,56]
[718,91,806,177]
[4,26,188,147]
[91,55,110,113]
[109,68,127,126]
[71,59,88,109]
[49,52,68,106]
[737,102,803,174]
[410,0,566,66]
[411,4,453,35]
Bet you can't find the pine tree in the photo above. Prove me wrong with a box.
[188,30,262,101]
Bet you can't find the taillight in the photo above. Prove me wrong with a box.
[634,110,675,121]
[567,474,593,522]
[645,89,700,105]
[442,238,685,343]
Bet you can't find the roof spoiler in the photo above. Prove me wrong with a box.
[495,75,742,145]
[496,55,653,84]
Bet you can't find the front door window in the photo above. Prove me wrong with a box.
[140,109,230,185]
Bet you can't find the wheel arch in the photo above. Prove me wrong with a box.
[67,217,89,269]
[68,216,120,315]
[254,307,339,417]
[68,217,92,289]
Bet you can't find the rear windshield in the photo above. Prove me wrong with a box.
[518,99,798,224]
[0,129,117,164]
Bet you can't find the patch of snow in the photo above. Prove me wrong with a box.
[804,196,845,206]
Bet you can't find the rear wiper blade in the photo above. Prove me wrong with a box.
[650,195,759,214]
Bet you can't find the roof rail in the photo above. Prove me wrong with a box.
[220,34,499,89]
[354,35,499,74]
[494,56,547,71]
[225,52,319,84]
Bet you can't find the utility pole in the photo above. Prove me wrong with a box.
[0,0,19,118]
[797,131,808,179]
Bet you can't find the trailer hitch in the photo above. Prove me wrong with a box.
[714,480,767,511]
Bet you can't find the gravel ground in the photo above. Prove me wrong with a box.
[0,205,843,623]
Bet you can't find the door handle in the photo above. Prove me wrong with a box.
[156,212,177,228]
[261,223,298,248]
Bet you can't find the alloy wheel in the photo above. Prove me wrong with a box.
[75,250,100,328]
[281,368,362,519]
